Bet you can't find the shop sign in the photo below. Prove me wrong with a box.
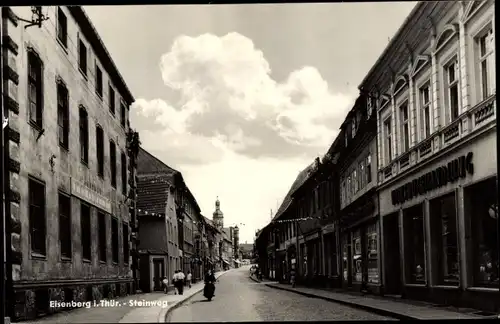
[71,178,111,213]
[391,152,474,205]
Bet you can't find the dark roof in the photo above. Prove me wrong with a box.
[137,174,174,216]
[137,147,178,175]
[272,161,317,221]
[67,7,134,105]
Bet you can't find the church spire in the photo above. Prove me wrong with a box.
[213,196,224,229]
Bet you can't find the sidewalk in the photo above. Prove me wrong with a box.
[18,270,229,324]
[249,275,498,320]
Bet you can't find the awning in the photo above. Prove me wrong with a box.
[234,259,241,264]
[222,259,230,265]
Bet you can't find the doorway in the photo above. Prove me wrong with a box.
[152,258,165,291]
[383,213,402,295]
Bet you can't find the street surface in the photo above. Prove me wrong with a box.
[167,266,395,321]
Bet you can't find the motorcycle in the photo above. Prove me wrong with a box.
[203,280,215,301]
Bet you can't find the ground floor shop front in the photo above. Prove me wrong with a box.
[379,128,499,312]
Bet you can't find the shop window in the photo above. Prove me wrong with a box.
[29,178,46,255]
[403,204,426,284]
[342,235,349,281]
[365,224,379,284]
[80,202,91,261]
[352,230,362,282]
[466,177,498,288]
[111,216,119,263]
[98,211,107,262]
[430,193,459,285]
[58,192,71,259]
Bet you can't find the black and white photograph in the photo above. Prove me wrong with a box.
[0,1,498,322]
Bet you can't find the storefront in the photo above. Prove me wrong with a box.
[339,191,381,293]
[322,223,340,288]
[378,128,498,312]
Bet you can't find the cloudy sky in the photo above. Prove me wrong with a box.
[85,2,416,243]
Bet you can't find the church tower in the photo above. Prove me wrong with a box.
[213,197,224,230]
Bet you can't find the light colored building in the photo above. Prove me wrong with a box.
[1,6,137,320]
[362,0,496,311]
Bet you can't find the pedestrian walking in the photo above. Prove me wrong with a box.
[177,269,186,295]
[186,271,192,288]
[162,277,169,294]
[172,270,179,295]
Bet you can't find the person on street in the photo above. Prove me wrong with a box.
[172,270,179,295]
[177,269,186,295]
[205,269,216,297]
[186,271,192,288]
[162,277,169,294]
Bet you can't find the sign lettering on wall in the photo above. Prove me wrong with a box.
[391,152,474,205]
[71,178,112,213]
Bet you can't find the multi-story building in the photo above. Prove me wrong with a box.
[136,148,178,293]
[1,6,136,320]
[337,93,380,293]
[362,0,496,311]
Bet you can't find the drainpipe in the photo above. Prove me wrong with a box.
[0,12,6,322]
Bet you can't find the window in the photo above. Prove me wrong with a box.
[57,7,67,47]
[96,126,104,177]
[367,96,373,119]
[57,82,69,149]
[109,85,115,115]
[28,51,43,128]
[399,102,409,153]
[111,216,119,263]
[59,192,71,259]
[123,223,129,264]
[359,160,365,189]
[366,155,372,184]
[353,169,358,193]
[404,205,426,284]
[419,84,431,139]
[346,176,351,202]
[95,63,103,98]
[445,60,459,121]
[430,193,459,285]
[78,39,87,76]
[29,178,46,255]
[110,141,117,188]
[351,119,357,138]
[384,118,392,163]
[477,27,495,101]
[466,178,498,288]
[79,107,89,164]
[121,152,127,195]
[341,181,346,206]
[81,202,91,261]
[120,101,126,127]
[98,211,107,262]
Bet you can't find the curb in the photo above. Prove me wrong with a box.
[263,283,416,320]
[160,270,231,323]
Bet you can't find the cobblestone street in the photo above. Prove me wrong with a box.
[167,267,394,322]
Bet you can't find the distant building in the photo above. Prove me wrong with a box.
[2,6,137,320]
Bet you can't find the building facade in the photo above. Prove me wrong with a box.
[337,94,381,293]
[362,0,497,311]
[1,6,136,320]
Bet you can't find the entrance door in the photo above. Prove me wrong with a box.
[383,213,402,295]
[153,259,165,291]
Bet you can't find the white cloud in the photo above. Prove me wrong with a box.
[131,32,356,242]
